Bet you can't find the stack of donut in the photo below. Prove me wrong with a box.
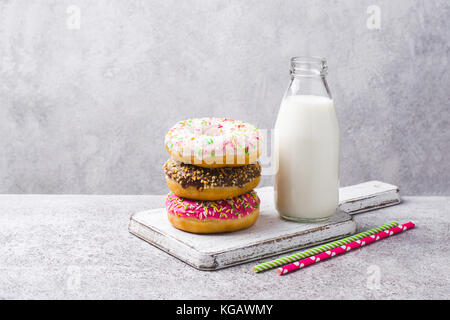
[163,118,263,234]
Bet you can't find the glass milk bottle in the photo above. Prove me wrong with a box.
[274,56,340,222]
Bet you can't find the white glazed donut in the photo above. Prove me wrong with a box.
[164,118,262,168]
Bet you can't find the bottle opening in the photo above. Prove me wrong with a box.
[290,56,328,77]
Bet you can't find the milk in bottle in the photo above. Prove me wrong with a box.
[274,57,339,222]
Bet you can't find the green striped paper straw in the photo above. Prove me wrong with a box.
[253,221,399,273]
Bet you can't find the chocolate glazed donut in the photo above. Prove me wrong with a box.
[163,158,261,200]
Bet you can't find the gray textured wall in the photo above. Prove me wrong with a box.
[0,0,448,195]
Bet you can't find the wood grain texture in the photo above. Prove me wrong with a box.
[339,181,401,214]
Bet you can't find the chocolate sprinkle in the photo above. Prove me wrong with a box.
[163,158,261,190]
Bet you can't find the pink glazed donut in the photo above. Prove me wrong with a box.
[164,118,262,168]
[165,190,260,234]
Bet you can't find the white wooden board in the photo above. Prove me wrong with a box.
[129,181,400,270]
[339,180,401,214]
[129,187,356,270]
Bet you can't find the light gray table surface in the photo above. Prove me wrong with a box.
[0,194,448,300]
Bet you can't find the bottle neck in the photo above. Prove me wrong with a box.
[290,56,328,78]
[287,56,332,99]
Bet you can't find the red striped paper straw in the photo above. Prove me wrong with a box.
[277,221,415,275]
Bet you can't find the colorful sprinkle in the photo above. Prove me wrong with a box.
[164,117,262,163]
[165,190,260,220]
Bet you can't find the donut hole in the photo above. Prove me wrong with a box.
[191,118,225,136]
